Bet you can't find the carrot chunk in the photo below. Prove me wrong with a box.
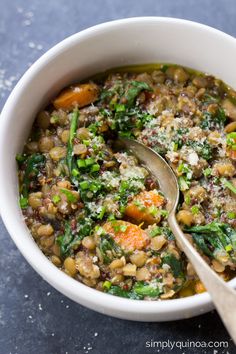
[125,190,165,224]
[103,220,149,251]
[53,83,99,110]
[229,149,236,160]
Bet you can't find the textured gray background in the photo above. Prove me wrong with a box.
[0,1,235,353]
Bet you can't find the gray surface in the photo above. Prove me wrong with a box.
[0,0,235,353]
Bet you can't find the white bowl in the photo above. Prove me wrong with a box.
[0,17,235,321]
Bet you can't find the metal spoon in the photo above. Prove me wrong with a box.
[118,138,236,343]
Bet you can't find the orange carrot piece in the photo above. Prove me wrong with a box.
[125,190,165,224]
[103,220,149,251]
[53,83,99,110]
[229,149,236,160]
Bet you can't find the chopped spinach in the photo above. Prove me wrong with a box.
[200,108,226,130]
[21,153,46,198]
[117,178,143,212]
[125,81,152,108]
[186,140,213,160]
[185,222,236,262]
[107,280,162,299]
[99,233,123,264]
[162,253,185,278]
[133,280,162,298]
[16,153,28,164]
[107,285,143,300]
[149,226,174,240]
[57,218,93,256]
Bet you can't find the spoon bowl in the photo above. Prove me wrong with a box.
[118,137,236,343]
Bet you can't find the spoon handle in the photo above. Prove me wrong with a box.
[168,214,236,343]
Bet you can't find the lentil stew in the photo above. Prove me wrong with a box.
[17,64,236,300]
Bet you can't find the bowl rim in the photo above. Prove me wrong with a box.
[0,16,236,319]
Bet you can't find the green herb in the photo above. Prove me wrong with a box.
[148,205,158,217]
[117,178,143,212]
[150,226,174,241]
[185,194,191,205]
[97,206,106,220]
[72,168,80,177]
[227,212,236,219]
[125,81,152,108]
[221,178,236,194]
[161,64,169,72]
[134,200,146,211]
[19,196,28,209]
[227,132,236,147]
[186,140,212,160]
[133,280,162,298]
[203,94,220,104]
[120,224,127,232]
[88,122,101,135]
[21,153,46,197]
[185,222,236,262]
[83,139,90,146]
[67,110,79,182]
[107,285,142,300]
[149,226,162,237]
[77,159,86,168]
[50,115,59,124]
[115,103,126,112]
[200,108,226,130]
[60,188,77,203]
[162,253,184,278]
[99,234,123,264]
[57,218,94,256]
[79,180,89,190]
[191,233,213,257]
[52,195,61,204]
[107,214,116,221]
[91,164,100,173]
[191,205,199,215]
[203,168,212,177]
[178,176,191,191]
[56,221,78,256]
[220,224,236,251]
[103,281,112,291]
[118,131,133,138]
[16,153,27,164]
[85,157,95,166]
[178,163,193,180]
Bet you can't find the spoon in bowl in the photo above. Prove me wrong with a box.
[118,137,236,343]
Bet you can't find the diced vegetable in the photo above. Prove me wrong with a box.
[53,83,99,110]
[125,190,165,223]
[103,220,149,251]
